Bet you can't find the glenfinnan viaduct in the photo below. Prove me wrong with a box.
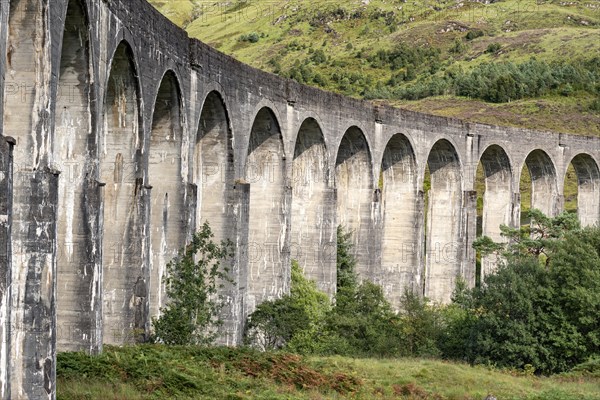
[0,0,599,398]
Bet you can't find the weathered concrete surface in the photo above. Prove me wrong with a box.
[244,107,289,315]
[424,140,463,304]
[0,137,14,400]
[378,133,421,305]
[291,118,336,296]
[55,0,100,353]
[569,154,600,227]
[1,0,600,398]
[335,126,379,284]
[478,145,513,278]
[148,71,186,322]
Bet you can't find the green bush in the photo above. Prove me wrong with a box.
[151,222,233,345]
[239,32,259,43]
[465,29,484,40]
[244,261,330,351]
[486,42,502,53]
[460,212,600,374]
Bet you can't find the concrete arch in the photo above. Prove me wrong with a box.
[100,40,145,345]
[244,106,287,315]
[566,153,600,226]
[335,126,376,281]
[419,134,464,185]
[147,70,186,319]
[478,144,513,279]
[195,90,234,237]
[55,0,98,353]
[4,0,47,167]
[243,99,286,166]
[424,139,463,303]
[290,117,335,295]
[148,68,187,125]
[333,122,375,181]
[103,28,142,96]
[521,149,559,218]
[195,89,237,343]
[379,133,420,307]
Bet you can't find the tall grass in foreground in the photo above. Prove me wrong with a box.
[57,345,600,400]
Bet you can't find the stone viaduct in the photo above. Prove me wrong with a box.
[0,0,599,398]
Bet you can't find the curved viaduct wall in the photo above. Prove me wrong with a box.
[1,0,600,398]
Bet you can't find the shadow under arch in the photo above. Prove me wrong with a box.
[100,39,145,345]
[379,133,419,307]
[567,153,600,226]
[290,117,335,295]
[423,139,463,304]
[194,90,239,344]
[335,126,375,281]
[477,144,513,280]
[55,0,100,353]
[521,149,559,219]
[147,70,185,321]
[244,107,287,316]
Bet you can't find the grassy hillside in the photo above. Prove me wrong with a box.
[149,0,600,135]
[57,345,600,400]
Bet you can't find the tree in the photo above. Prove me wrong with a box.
[463,211,600,373]
[473,209,580,266]
[151,222,233,345]
[244,260,330,351]
[319,226,403,357]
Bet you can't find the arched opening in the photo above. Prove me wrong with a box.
[148,71,185,319]
[291,118,334,294]
[100,42,144,345]
[3,0,40,163]
[567,154,600,226]
[563,163,578,216]
[195,91,235,342]
[335,126,374,281]
[520,150,558,222]
[195,91,233,242]
[380,133,418,307]
[476,145,512,281]
[55,0,95,352]
[423,139,462,303]
[245,107,286,314]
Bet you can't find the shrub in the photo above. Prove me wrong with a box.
[151,222,233,345]
[244,261,330,351]
[465,29,484,40]
[486,42,502,53]
[239,32,259,43]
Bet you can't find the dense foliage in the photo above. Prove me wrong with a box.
[463,211,600,374]
[246,216,600,375]
[151,222,233,345]
[364,57,600,104]
[245,226,442,358]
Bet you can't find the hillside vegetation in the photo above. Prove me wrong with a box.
[149,0,600,135]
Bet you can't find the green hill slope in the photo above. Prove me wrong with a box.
[149,0,600,135]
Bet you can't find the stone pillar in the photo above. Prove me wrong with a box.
[84,175,104,354]
[415,190,426,295]
[11,168,59,399]
[232,183,250,344]
[461,190,477,288]
[0,137,15,399]
[512,192,521,228]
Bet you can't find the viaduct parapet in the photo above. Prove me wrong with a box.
[1,0,599,398]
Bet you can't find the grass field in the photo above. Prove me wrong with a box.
[57,345,600,400]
